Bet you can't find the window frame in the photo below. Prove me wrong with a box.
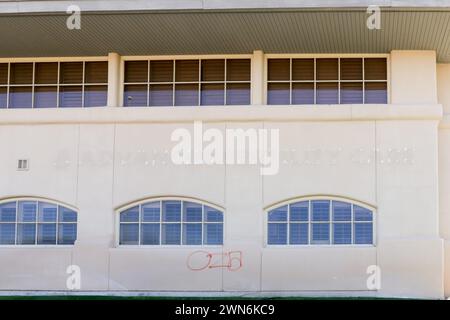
[0,56,108,109]
[115,196,225,248]
[264,196,376,247]
[0,197,78,247]
[120,54,253,107]
[264,53,390,105]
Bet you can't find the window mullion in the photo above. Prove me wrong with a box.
[31,62,35,108]
[172,60,176,106]
[147,60,150,107]
[81,61,85,108]
[160,200,163,245]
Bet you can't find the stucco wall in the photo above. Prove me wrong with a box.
[0,107,443,298]
[438,63,450,297]
[0,50,446,298]
[390,50,438,105]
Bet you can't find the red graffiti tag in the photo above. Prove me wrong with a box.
[187,250,243,271]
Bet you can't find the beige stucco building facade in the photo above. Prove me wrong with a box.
[0,1,449,299]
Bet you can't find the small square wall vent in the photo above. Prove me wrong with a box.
[17,159,29,171]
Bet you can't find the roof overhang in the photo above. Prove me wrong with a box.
[0,1,449,62]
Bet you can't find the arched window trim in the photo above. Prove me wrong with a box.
[264,195,376,247]
[0,196,78,247]
[115,196,225,248]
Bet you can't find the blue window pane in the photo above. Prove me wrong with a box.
[355,223,373,244]
[312,200,330,221]
[354,205,373,222]
[226,83,250,105]
[58,224,77,245]
[204,223,223,245]
[9,87,32,108]
[205,206,223,222]
[268,206,288,222]
[0,202,16,222]
[162,224,181,245]
[268,223,287,244]
[38,202,57,222]
[59,86,82,108]
[0,224,15,244]
[119,223,139,245]
[141,202,160,222]
[183,202,202,222]
[162,201,181,222]
[18,201,36,222]
[333,223,352,244]
[0,87,6,108]
[183,223,202,245]
[37,223,57,244]
[141,224,160,245]
[120,206,139,222]
[84,86,107,107]
[289,223,308,244]
[311,223,330,244]
[58,206,77,222]
[17,224,36,244]
[124,85,147,107]
[290,201,309,221]
[332,201,351,221]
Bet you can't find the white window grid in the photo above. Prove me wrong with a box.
[266,199,374,246]
[266,57,388,105]
[0,61,107,108]
[119,200,224,246]
[0,200,77,246]
[123,58,251,106]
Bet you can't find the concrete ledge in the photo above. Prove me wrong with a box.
[0,105,443,125]
[440,115,450,128]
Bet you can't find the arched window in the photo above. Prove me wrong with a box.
[118,199,224,246]
[266,198,374,245]
[0,199,77,245]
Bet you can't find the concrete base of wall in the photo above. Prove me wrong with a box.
[445,240,450,298]
[0,290,444,300]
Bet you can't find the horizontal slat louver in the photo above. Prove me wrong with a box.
[365,58,387,80]
[340,82,363,104]
[0,87,6,108]
[201,60,224,82]
[0,64,8,84]
[60,62,83,84]
[201,83,224,105]
[35,62,58,84]
[85,61,108,84]
[10,63,33,84]
[292,59,314,81]
[316,59,338,80]
[226,83,250,105]
[365,82,387,103]
[124,85,147,107]
[125,61,147,83]
[292,83,314,104]
[150,60,173,82]
[316,82,338,104]
[149,84,173,106]
[84,85,107,107]
[267,83,289,105]
[176,60,199,82]
[268,59,289,81]
[59,86,82,107]
[9,87,32,108]
[34,86,57,108]
[340,58,362,80]
[175,84,199,106]
[227,59,251,81]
